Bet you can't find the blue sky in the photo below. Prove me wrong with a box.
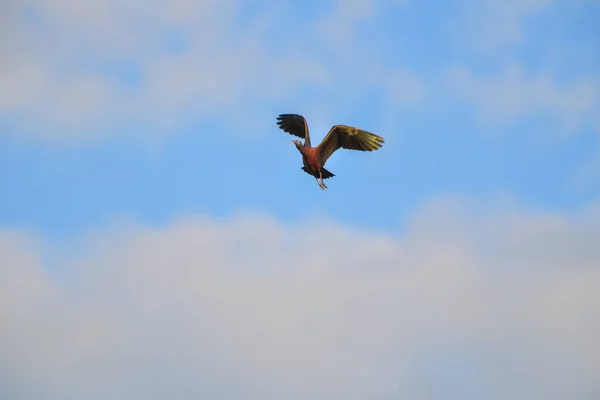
[1,1,600,398]
[1,0,599,238]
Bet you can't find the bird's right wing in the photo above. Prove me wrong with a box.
[276,114,311,146]
[317,124,384,165]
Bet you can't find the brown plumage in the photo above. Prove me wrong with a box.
[276,113,384,190]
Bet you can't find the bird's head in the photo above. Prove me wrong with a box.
[289,139,303,150]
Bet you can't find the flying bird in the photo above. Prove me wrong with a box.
[276,113,384,190]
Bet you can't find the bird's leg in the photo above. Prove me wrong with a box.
[316,177,325,190]
[319,170,328,189]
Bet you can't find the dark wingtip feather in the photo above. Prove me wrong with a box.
[276,113,299,122]
[275,113,307,139]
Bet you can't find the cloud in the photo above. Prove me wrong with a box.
[446,62,600,133]
[453,0,556,52]
[1,0,421,143]
[572,143,600,194]
[2,197,600,399]
[0,0,331,141]
[386,68,425,106]
[318,0,375,48]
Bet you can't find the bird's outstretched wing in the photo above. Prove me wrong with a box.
[316,124,384,165]
[276,114,311,146]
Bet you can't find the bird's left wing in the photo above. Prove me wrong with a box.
[276,114,311,146]
[317,124,384,165]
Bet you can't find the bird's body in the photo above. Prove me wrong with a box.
[276,114,384,190]
[296,146,334,180]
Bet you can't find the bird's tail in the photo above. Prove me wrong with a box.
[321,167,335,179]
[302,166,335,179]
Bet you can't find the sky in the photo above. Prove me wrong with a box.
[1,0,599,398]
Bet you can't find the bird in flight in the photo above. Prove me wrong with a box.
[276,113,384,190]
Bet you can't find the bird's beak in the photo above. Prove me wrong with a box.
[289,140,294,144]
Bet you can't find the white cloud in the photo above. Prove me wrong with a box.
[454,0,556,52]
[2,198,600,399]
[387,68,425,106]
[318,0,375,48]
[446,62,600,133]
[0,0,422,144]
[572,143,600,193]
[1,0,421,143]
[0,0,332,141]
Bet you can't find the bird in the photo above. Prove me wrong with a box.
[276,113,384,190]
